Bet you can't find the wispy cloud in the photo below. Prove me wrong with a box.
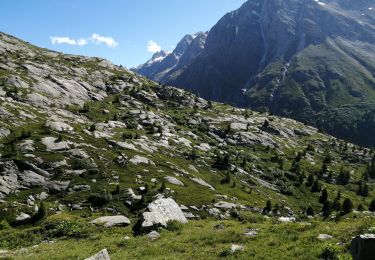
[49,33,118,48]
[147,40,162,53]
[91,33,118,48]
[50,36,77,45]
[77,38,88,46]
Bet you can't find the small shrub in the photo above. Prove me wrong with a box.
[0,220,11,230]
[165,220,183,232]
[320,244,340,260]
[45,220,92,239]
[219,248,232,257]
[117,238,129,248]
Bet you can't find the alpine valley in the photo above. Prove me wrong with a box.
[0,1,375,260]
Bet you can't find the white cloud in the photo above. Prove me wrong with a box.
[77,38,88,46]
[50,36,77,45]
[91,33,118,48]
[147,40,162,53]
[49,34,118,48]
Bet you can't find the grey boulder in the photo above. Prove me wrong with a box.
[91,215,130,227]
[85,249,110,260]
[141,197,187,229]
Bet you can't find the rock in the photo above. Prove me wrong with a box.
[141,197,188,229]
[231,244,244,253]
[147,231,160,241]
[214,201,239,209]
[19,140,35,152]
[91,215,130,227]
[350,234,375,260]
[165,176,184,186]
[16,213,31,221]
[69,149,90,159]
[85,249,111,260]
[208,207,220,216]
[0,161,20,197]
[19,170,46,187]
[0,128,10,138]
[71,185,91,191]
[127,188,142,201]
[244,229,259,237]
[196,143,211,151]
[41,137,70,151]
[190,177,215,190]
[45,121,73,132]
[129,155,155,165]
[36,191,49,200]
[46,180,70,193]
[278,216,296,223]
[317,234,333,240]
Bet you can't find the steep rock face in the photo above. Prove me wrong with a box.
[133,32,207,83]
[163,0,375,147]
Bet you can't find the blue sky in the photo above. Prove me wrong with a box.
[0,0,246,68]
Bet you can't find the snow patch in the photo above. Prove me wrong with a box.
[314,0,326,6]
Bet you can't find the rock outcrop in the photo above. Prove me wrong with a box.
[141,197,188,230]
[91,216,130,227]
[85,249,111,260]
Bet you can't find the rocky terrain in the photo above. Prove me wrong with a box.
[136,0,375,148]
[0,32,374,259]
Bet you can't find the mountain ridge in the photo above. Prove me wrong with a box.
[135,0,375,147]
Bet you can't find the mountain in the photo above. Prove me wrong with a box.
[136,0,375,147]
[132,32,207,83]
[0,32,374,259]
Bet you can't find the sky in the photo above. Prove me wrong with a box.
[0,0,246,68]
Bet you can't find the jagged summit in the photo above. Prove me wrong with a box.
[132,31,207,83]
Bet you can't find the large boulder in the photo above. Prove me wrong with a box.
[164,176,184,186]
[41,137,70,151]
[141,197,187,229]
[91,215,130,227]
[85,249,110,260]
[45,121,73,132]
[350,234,375,260]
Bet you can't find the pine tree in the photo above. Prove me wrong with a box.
[322,201,332,218]
[306,173,314,187]
[159,181,166,192]
[319,188,328,204]
[357,182,369,197]
[263,200,272,214]
[306,206,315,216]
[341,198,353,215]
[311,179,321,193]
[337,167,350,185]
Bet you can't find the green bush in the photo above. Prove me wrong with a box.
[0,220,11,230]
[165,220,183,232]
[319,244,340,260]
[219,248,232,257]
[44,220,93,239]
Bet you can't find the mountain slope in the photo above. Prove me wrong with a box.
[0,32,374,259]
[137,0,375,147]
